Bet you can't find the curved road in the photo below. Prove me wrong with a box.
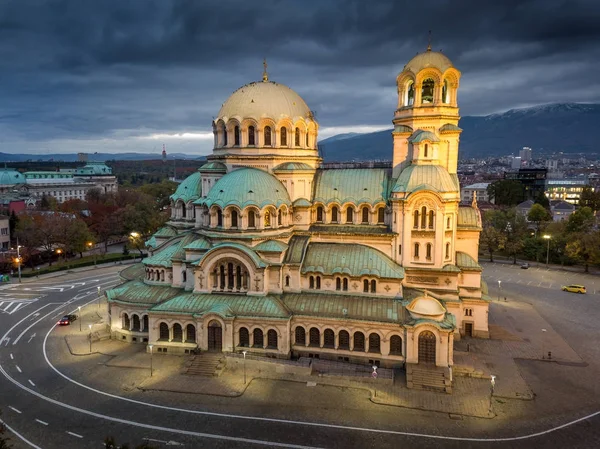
[1,265,599,448]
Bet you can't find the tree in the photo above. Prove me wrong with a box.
[480,211,507,262]
[527,203,552,235]
[579,187,600,212]
[534,191,550,209]
[138,179,178,210]
[565,206,595,234]
[8,211,18,246]
[487,180,525,206]
[39,194,58,211]
[565,231,600,272]
[504,208,529,263]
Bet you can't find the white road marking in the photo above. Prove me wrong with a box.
[27,333,36,343]
[9,353,13,360]
[52,310,67,319]
[144,438,184,446]
[8,406,21,414]
[66,431,83,438]
[13,309,68,345]
[35,419,48,426]
[28,379,35,387]
[527,281,532,285]
[15,365,22,373]
[0,418,43,449]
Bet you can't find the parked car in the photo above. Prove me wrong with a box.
[561,285,586,294]
[58,314,77,325]
[520,263,530,269]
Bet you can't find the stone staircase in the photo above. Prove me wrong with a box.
[185,353,226,377]
[406,364,452,393]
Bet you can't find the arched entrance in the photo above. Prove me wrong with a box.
[207,320,222,351]
[418,330,436,364]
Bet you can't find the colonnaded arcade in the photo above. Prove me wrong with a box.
[107,45,490,390]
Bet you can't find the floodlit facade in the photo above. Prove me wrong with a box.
[107,48,489,390]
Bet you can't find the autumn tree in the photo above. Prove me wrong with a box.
[527,203,552,235]
[138,179,178,209]
[565,206,595,234]
[566,231,600,273]
[480,210,507,262]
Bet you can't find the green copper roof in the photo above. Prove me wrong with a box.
[106,280,180,306]
[150,293,289,318]
[254,240,289,253]
[143,233,196,267]
[155,227,178,237]
[74,162,112,175]
[184,236,212,251]
[302,243,404,279]
[171,233,199,261]
[199,161,227,173]
[0,168,26,185]
[272,162,315,172]
[457,206,481,228]
[119,263,145,281]
[145,236,157,248]
[409,130,440,143]
[196,167,291,209]
[442,264,461,272]
[204,242,267,268]
[284,235,310,264]
[170,171,202,203]
[293,198,312,207]
[313,169,390,206]
[309,224,394,236]
[393,164,459,194]
[456,251,482,271]
[439,123,462,132]
[393,125,413,134]
[282,292,406,323]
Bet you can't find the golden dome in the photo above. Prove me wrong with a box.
[404,49,454,74]
[406,294,446,321]
[217,80,312,122]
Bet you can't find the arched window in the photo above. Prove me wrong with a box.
[239,327,249,347]
[370,280,376,293]
[346,208,354,223]
[217,209,223,227]
[264,210,271,227]
[414,243,420,258]
[424,144,429,158]
[343,278,348,291]
[264,126,272,146]
[223,127,228,146]
[339,330,350,350]
[248,125,256,146]
[231,210,238,228]
[390,335,402,355]
[186,324,196,343]
[306,132,309,147]
[429,210,435,229]
[361,206,369,224]
[407,81,415,106]
[445,242,450,259]
[377,207,385,224]
[253,328,264,348]
[285,275,290,287]
[143,315,148,331]
[123,313,130,330]
[331,206,339,223]
[316,206,324,222]
[181,202,186,218]
[316,276,321,290]
[309,327,320,347]
[323,329,335,348]
[267,329,278,349]
[132,315,140,331]
[442,80,449,103]
[280,127,287,146]
[309,276,314,289]
[418,330,436,364]
[278,209,282,226]
[295,327,306,345]
[421,206,427,229]
[248,210,256,228]
[295,127,300,147]
[413,210,419,228]
[173,323,183,342]
[447,216,451,229]
[159,322,169,340]
[363,279,369,293]
[336,277,341,291]
[369,333,381,353]
[421,78,434,104]
[426,243,432,260]
[353,332,365,351]
[464,308,473,317]
[234,126,240,146]
[182,271,187,283]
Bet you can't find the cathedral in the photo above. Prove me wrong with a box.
[106,46,489,390]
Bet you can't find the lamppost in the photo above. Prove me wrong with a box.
[242,350,247,384]
[87,241,96,266]
[148,344,153,377]
[497,280,501,301]
[88,324,92,353]
[14,240,22,283]
[130,232,140,261]
[78,306,82,331]
[97,286,101,309]
[489,374,496,413]
[56,248,63,265]
[543,234,551,266]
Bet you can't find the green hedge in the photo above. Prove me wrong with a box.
[19,253,147,278]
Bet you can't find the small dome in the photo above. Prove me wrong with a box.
[170,172,202,203]
[198,167,291,209]
[217,81,312,122]
[0,168,25,185]
[407,295,446,321]
[393,165,459,194]
[273,162,315,172]
[404,50,454,74]
[199,161,227,173]
[409,130,440,143]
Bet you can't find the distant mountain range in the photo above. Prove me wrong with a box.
[0,152,201,162]
[319,103,600,161]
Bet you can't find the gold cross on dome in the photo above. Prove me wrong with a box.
[262,58,269,82]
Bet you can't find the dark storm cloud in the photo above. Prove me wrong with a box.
[1,0,599,154]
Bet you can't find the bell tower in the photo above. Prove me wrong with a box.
[392,47,462,178]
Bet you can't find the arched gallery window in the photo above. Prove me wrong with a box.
[248,125,256,146]
[234,126,240,146]
[264,126,272,146]
[295,127,300,146]
[280,127,287,146]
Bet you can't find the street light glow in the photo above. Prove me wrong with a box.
[543,234,551,240]
[130,232,140,238]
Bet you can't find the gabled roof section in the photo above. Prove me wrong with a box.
[254,240,289,253]
[273,162,314,172]
[204,242,268,268]
[155,227,178,237]
[409,130,440,143]
[456,251,482,271]
[284,235,310,264]
[293,198,312,207]
[199,161,227,173]
[457,206,481,229]
[184,236,212,251]
[171,233,203,261]
[302,243,404,279]
[439,123,462,132]
[393,164,459,194]
[106,280,180,306]
[313,169,390,206]
[143,233,196,267]
[170,171,202,203]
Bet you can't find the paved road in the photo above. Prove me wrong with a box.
[1,265,600,448]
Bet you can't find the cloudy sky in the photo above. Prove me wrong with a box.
[1,0,599,156]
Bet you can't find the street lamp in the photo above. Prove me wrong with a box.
[497,280,502,301]
[543,234,551,266]
[130,232,140,261]
[148,344,153,377]
[242,350,247,384]
[78,306,82,331]
[97,286,101,309]
[14,239,22,283]
[88,324,92,353]
[489,374,496,413]
[56,248,63,265]
[87,241,97,266]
